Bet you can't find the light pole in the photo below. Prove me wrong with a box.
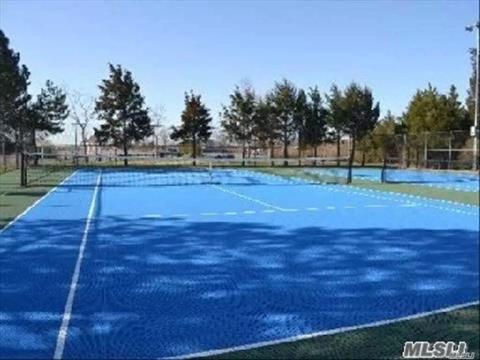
[466,20,480,171]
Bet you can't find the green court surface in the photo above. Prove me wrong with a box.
[258,167,480,206]
[0,167,478,359]
[206,305,479,359]
[0,169,71,229]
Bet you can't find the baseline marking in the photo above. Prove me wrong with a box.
[53,172,101,359]
[166,301,479,359]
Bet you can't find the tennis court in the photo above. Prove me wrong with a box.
[0,163,478,359]
[308,167,479,192]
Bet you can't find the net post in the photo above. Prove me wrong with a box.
[381,155,387,183]
[346,152,353,184]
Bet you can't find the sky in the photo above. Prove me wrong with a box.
[0,0,478,144]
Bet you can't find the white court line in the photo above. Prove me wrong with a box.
[165,300,479,360]
[0,171,78,236]
[53,172,101,360]
[364,204,386,208]
[211,184,285,211]
[144,214,163,219]
[335,186,478,216]
[243,210,256,214]
[201,212,218,216]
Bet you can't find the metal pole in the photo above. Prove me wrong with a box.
[475,21,479,171]
[467,21,480,171]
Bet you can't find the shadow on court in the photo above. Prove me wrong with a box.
[0,217,478,359]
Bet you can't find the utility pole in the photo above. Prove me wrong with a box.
[466,20,480,171]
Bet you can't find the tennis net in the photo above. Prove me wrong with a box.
[20,153,352,188]
[381,157,479,184]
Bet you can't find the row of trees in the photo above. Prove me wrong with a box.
[217,81,380,169]
[0,29,156,167]
[1,27,476,172]
[0,30,70,167]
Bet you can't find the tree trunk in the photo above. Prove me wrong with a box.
[242,141,246,166]
[336,134,341,167]
[269,140,275,166]
[32,129,39,166]
[123,134,128,166]
[283,132,288,166]
[361,152,366,167]
[15,127,25,170]
[192,135,197,166]
[313,144,318,158]
[298,135,302,166]
[347,135,356,184]
[81,126,88,163]
[1,137,6,172]
[15,131,19,169]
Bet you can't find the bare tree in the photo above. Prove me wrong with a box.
[69,91,96,157]
[149,105,166,156]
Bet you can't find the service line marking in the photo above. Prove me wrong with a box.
[211,185,286,211]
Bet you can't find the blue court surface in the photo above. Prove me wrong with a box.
[308,167,479,192]
[0,169,479,359]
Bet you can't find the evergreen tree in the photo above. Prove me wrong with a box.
[29,80,69,150]
[171,91,212,164]
[252,98,279,159]
[221,84,256,163]
[445,85,470,131]
[466,48,476,122]
[304,86,327,157]
[294,89,308,157]
[326,84,347,163]
[268,79,298,160]
[94,64,153,165]
[0,30,31,166]
[404,84,469,133]
[342,82,380,182]
[370,111,400,161]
